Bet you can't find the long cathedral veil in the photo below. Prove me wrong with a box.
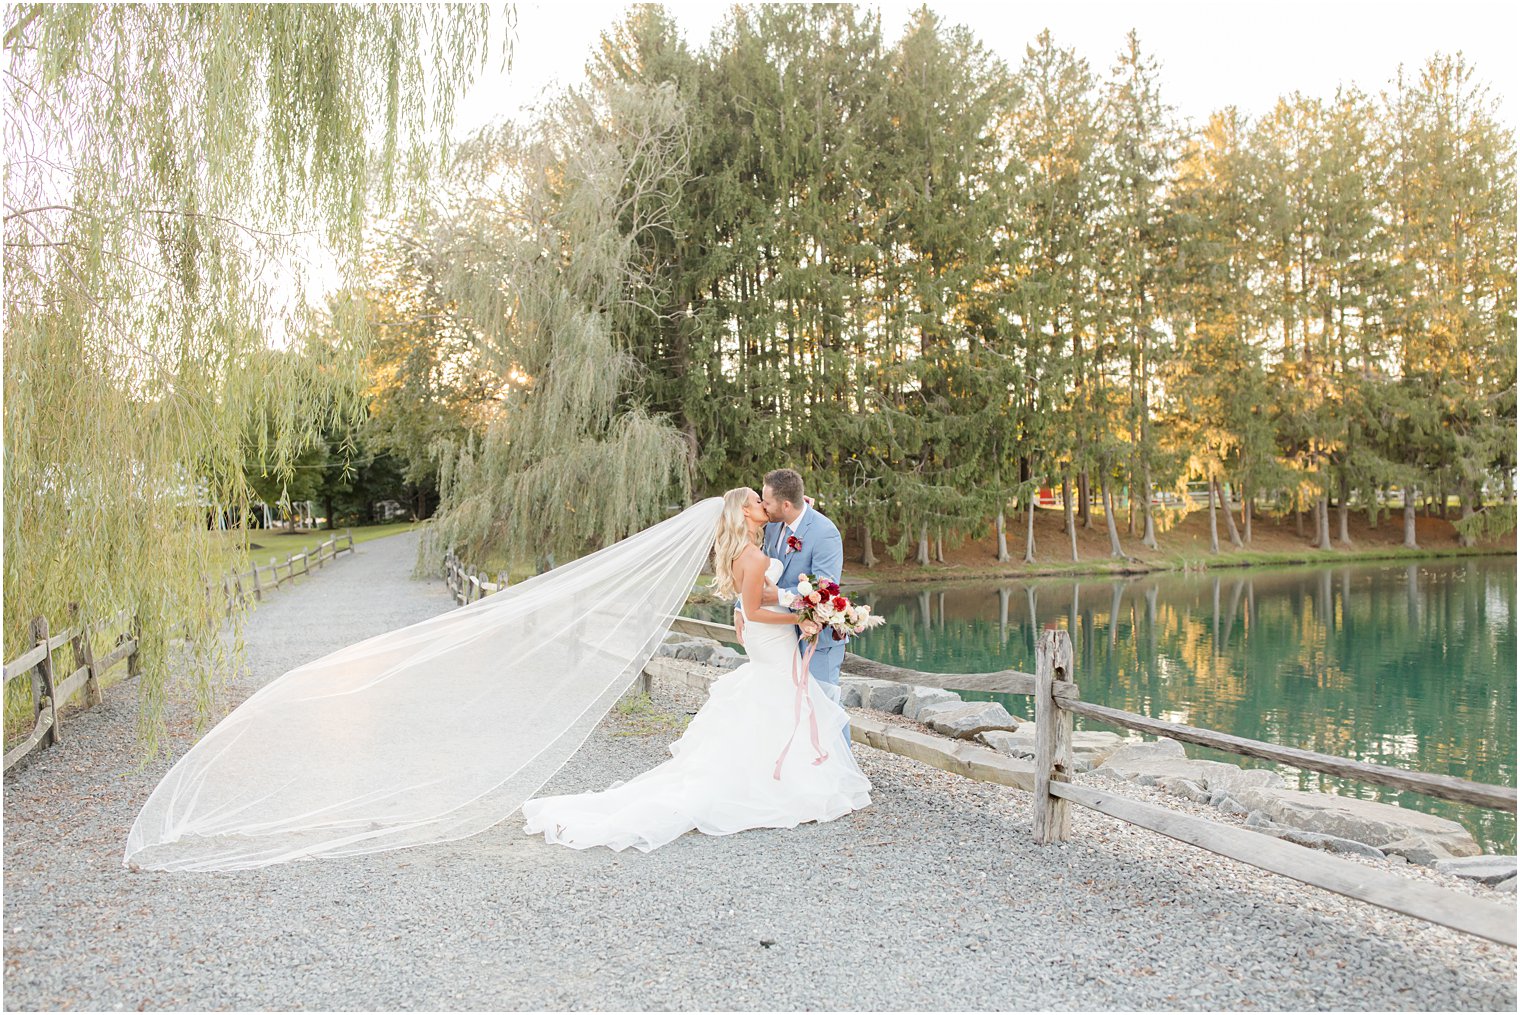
[124,496,725,871]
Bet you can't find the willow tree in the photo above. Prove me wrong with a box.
[418,79,693,573]
[3,4,492,751]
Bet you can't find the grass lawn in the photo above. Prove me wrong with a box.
[207,521,422,573]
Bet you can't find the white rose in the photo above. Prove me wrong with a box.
[797,578,814,596]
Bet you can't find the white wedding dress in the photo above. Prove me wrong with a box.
[521,557,871,852]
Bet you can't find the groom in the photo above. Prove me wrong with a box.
[753,470,851,747]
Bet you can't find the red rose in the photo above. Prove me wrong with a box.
[786,534,803,552]
[832,596,847,610]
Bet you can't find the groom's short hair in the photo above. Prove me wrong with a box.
[764,468,804,508]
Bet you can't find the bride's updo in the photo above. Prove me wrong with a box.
[710,487,760,601]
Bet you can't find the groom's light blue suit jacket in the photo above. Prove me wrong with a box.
[764,506,847,687]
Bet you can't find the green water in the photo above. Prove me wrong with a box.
[695,557,1518,853]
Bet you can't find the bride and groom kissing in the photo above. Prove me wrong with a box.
[521,467,871,852]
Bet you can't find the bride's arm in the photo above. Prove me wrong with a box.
[739,554,803,625]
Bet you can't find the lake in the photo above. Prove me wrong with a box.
[694,556,1517,853]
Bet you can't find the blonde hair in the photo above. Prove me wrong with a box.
[710,487,760,601]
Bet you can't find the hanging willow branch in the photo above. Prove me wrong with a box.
[417,80,694,574]
[3,4,494,754]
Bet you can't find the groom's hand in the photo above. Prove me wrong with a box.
[733,605,745,645]
[760,584,779,606]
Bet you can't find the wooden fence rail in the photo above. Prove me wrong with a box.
[664,615,1517,947]
[4,531,359,773]
[4,607,139,773]
[441,550,508,606]
[222,529,356,606]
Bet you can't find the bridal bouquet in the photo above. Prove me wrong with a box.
[786,573,887,643]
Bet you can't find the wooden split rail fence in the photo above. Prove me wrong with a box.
[3,607,139,773]
[442,550,509,606]
[4,530,358,773]
[224,530,356,605]
[664,615,1517,948]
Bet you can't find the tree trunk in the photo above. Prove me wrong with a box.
[1314,494,1332,550]
[1064,473,1079,562]
[861,523,877,568]
[1101,474,1125,558]
[916,522,930,566]
[1458,482,1476,548]
[1207,479,1221,554]
[1337,474,1352,546]
[934,529,945,564]
[995,509,1010,563]
[1403,486,1419,548]
[1141,466,1157,550]
[1220,481,1244,548]
[1242,480,1252,545]
[1024,488,1037,564]
[324,496,335,530]
[1079,470,1093,529]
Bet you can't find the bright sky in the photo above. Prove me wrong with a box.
[457,0,1519,134]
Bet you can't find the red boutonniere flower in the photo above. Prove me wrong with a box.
[785,534,802,554]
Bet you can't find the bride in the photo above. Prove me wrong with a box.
[521,487,871,852]
[123,489,868,872]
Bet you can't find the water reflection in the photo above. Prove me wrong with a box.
[693,557,1517,852]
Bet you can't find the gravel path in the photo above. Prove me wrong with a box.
[4,530,1515,1011]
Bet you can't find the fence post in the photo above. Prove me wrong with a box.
[126,613,143,683]
[67,602,103,708]
[28,615,58,749]
[1032,627,1074,844]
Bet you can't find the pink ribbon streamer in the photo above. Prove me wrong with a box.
[773,636,828,780]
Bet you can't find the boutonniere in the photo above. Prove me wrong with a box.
[785,534,803,554]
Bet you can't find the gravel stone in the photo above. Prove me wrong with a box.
[3,530,1514,1011]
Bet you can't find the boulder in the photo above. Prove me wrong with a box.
[838,678,868,708]
[1103,755,1244,788]
[924,701,1018,739]
[1209,766,1287,793]
[1098,737,1187,769]
[976,729,1031,756]
[903,686,961,721]
[917,699,970,724]
[708,647,747,671]
[1156,776,1210,804]
[862,681,912,714]
[1379,835,1460,866]
[977,726,1124,773]
[839,677,908,711]
[662,638,721,663]
[1269,827,1387,861]
[1495,876,1516,893]
[1224,786,1483,862]
[1431,855,1518,885]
